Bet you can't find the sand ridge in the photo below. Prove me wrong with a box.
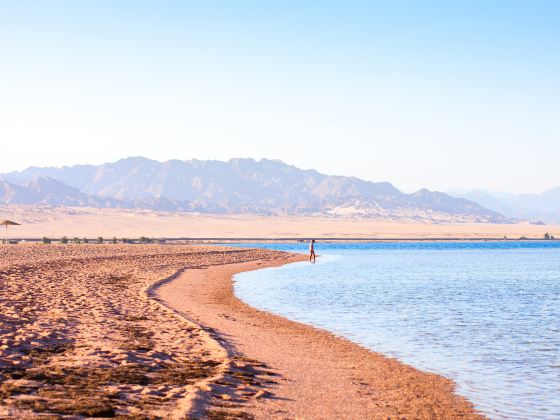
[156,259,486,419]
[0,244,286,418]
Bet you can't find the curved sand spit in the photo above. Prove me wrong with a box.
[0,244,484,418]
[155,256,485,419]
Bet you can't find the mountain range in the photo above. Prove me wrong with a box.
[448,188,560,224]
[1,157,506,223]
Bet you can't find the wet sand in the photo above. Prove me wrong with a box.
[156,257,485,419]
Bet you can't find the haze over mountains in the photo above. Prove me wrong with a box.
[1,157,506,223]
[448,188,560,224]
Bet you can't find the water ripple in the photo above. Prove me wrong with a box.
[234,242,560,419]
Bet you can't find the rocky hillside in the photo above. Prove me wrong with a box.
[2,157,506,222]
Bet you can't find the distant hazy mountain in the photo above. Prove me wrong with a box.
[0,177,121,207]
[2,157,506,222]
[448,188,560,224]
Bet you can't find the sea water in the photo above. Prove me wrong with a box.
[233,242,560,419]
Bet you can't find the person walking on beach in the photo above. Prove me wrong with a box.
[309,239,316,262]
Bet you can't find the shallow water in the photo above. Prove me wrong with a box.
[233,242,560,419]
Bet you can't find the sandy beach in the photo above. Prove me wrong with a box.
[0,243,484,418]
[0,244,287,417]
[156,258,484,419]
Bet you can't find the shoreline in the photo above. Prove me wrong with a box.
[155,254,485,419]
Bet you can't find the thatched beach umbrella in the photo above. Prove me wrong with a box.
[0,220,20,243]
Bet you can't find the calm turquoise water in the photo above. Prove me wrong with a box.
[233,242,560,419]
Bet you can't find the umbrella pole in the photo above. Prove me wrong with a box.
[4,225,7,244]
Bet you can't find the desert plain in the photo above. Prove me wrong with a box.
[2,205,559,240]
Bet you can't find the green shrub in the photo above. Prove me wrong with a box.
[83,238,89,244]
[96,237,104,244]
[112,237,118,244]
[73,237,81,244]
[61,236,69,244]
[42,237,51,244]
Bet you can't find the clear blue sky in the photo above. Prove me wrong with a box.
[1,1,559,193]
